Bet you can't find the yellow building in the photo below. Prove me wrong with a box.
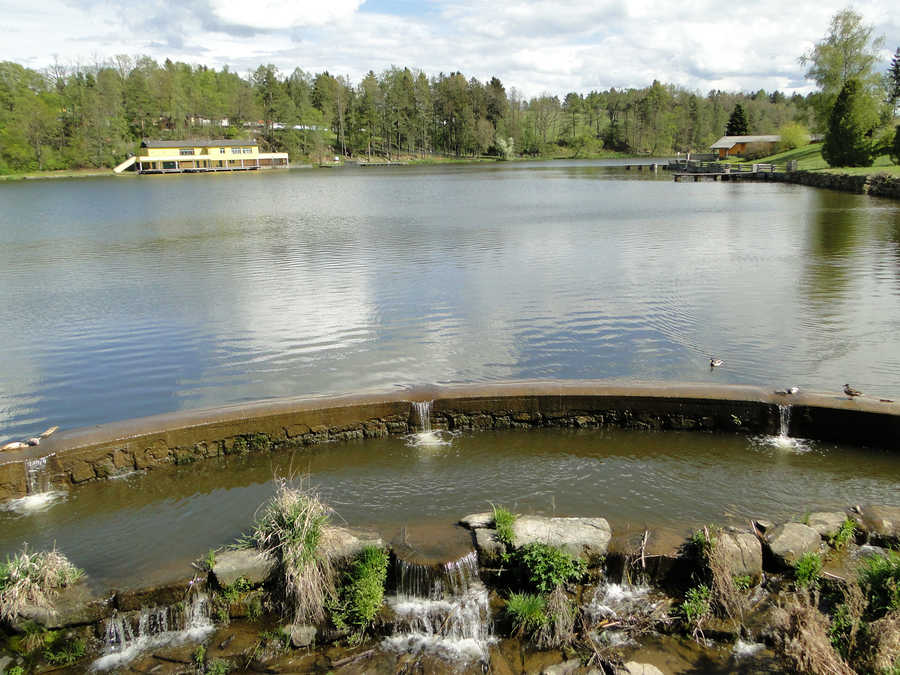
[134,139,288,174]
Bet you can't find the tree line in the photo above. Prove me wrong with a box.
[1,55,826,173]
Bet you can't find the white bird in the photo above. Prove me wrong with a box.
[788,386,799,394]
[710,358,724,368]
[27,437,40,446]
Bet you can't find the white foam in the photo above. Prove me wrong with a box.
[587,582,652,621]
[2,490,67,515]
[733,639,765,658]
[406,430,453,448]
[753,434,812,453]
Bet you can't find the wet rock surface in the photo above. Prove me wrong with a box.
[324,526,384,560]
[512,516,612,561]
[211,549,275,588]
[807,511,848,539]
[717,530,763,583]
[14,582,110,629]
[859,504,900,546]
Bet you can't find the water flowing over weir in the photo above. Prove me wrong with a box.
[92,588,213,671]
[778,404,791,439]
[412,400,433,432]
[384,550,495,665]
[1,454,66,515]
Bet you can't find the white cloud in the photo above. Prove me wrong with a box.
[1,0,897,96]
[210,0,365,30]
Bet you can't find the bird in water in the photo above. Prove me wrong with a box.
[843,384,862,398]
[775,386,800,395]
[710,358,724,368]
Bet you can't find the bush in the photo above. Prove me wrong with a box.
[516,543,586,594]
[858,550,900,617]
[0,546,83,622]
[778,122,810,152]
[332,546,389,636]
[794,552,823,589]
[680,584,711,631]
[891,125,900,165]
[822,78,878,167]
[492,505,516,546]
[239,476,334,624]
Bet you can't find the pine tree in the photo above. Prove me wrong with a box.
[888,47,900,112]
[822,78,876,167]
[724,104,748,136]
[890,125,900,165]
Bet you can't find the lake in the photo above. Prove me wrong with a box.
[1,160,899,442]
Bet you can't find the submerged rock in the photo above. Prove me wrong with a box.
[765,522,821,568]
[807,512,847,539]
[324,526,384,560]
[512,516,611,561]
[286,623,317,647]
[460,512,494,529]
[212,549,275,588]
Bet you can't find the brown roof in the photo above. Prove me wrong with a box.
[141,139,256,148]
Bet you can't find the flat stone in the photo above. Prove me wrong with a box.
[765,522,822,568]
[512,516,611,562]
[474,528,506,565]
[859,505,900,546]
[617,662,664,675]
[286,623,316,648]
[0,656,13,672]
[716,531,763,584]
[807,512,847,539]
[323,526,384,561]
[543,658,581,674]
[16,583,111,629]
[212,549,276,588]
[460,512,493,529]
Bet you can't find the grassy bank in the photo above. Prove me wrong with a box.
[745,144,900,177]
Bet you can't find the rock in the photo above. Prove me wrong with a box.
[716,531,763,584]
[765,522,822,568]
[859,505,900,547]
[115,578,195,612]
[617,662,665,675]
[855,544,888,560]
[212,549,275,588]
[323,526,384,561]
[807,512,847,539]
[286,623,316,648]
[460,512,493,529]
[543,658,581,674]
[475,528,506,565]
[512,516,611,562]
[15,583,111,629]
[0,656,13,673]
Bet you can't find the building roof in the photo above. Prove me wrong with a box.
[141,139,257,148]
[710,135,780,150]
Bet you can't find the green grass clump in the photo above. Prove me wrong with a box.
[332,546,388,638]
[43,635,85,667]
[505,592,547,636]
[240,476,334,624]
[516,543,586,594]
[794,552,823,589]
[829,519,857,551]
[492,505,516,546]
[680,584,711,627]
[858,550,900,617]
[0,546,83,622]
[733,575,753,592]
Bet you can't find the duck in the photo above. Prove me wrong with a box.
[843,384,862,398]
[709,358,724,368]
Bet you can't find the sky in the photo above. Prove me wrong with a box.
[3,0,899,97]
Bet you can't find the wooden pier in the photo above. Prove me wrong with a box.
[668,160,780,182]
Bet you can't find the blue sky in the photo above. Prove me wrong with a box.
[3,0,898,96]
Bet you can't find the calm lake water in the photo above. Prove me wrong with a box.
[1,160,900,442]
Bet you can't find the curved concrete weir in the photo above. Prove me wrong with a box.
[1,381,898,501]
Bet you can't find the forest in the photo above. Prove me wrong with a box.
[0,56,833,172]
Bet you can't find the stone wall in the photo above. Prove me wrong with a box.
[1,383,897,501]
[775,170,900,198]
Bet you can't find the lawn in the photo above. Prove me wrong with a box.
[745,143,900,176]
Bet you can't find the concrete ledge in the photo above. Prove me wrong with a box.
[1,381,897,501]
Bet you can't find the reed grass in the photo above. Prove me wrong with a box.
[0,545,83,622]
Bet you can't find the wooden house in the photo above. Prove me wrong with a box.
[710,135,780,159]
[129,139,288,174]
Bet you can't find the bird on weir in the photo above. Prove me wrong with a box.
[843,384,862,399]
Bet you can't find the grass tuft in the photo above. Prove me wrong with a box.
[794,552,823,589]
[332,546,388,641]
[829,519,857,551]
[505,592,547,637]
[858,550,900,618]
[240,476,335,624]
[0,545,83,622]
[491,504,516,546]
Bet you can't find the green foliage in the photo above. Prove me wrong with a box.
[491,505,516,546]
[248,433,270,452]
[794,552,823,589]
[0,546,84,622]
[733,575,753,592]
[725,104,748,136]
[891,126,900,165]
[822,78,878,167]
[206,659,231,675]
[858,550,900,617]
[192,644,206,666]
[828,519,857,550]
[828,602,856,659]
[229,437,249,455]
[516,543,586,594]
[204,549,217,571]
[6,666,24,675]
[222,577,252,606]
[777,122,810,151]
[332,546,388,636]
[689,526,717,558]
[43,637,85,666]
[680,584,711,626]
[505,592,547,635]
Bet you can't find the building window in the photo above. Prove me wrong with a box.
[243,148,253,154]
[179,149,194,156]
[231,147,242,153]
[218,148,225,154]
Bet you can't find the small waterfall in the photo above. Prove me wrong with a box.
[412,401,433,432]
[407,400,451,447]
[26,454,52,494]
[92,589,213,671]
[778,404,791,439]
[586,581,660,647]
[384,550,494,665]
